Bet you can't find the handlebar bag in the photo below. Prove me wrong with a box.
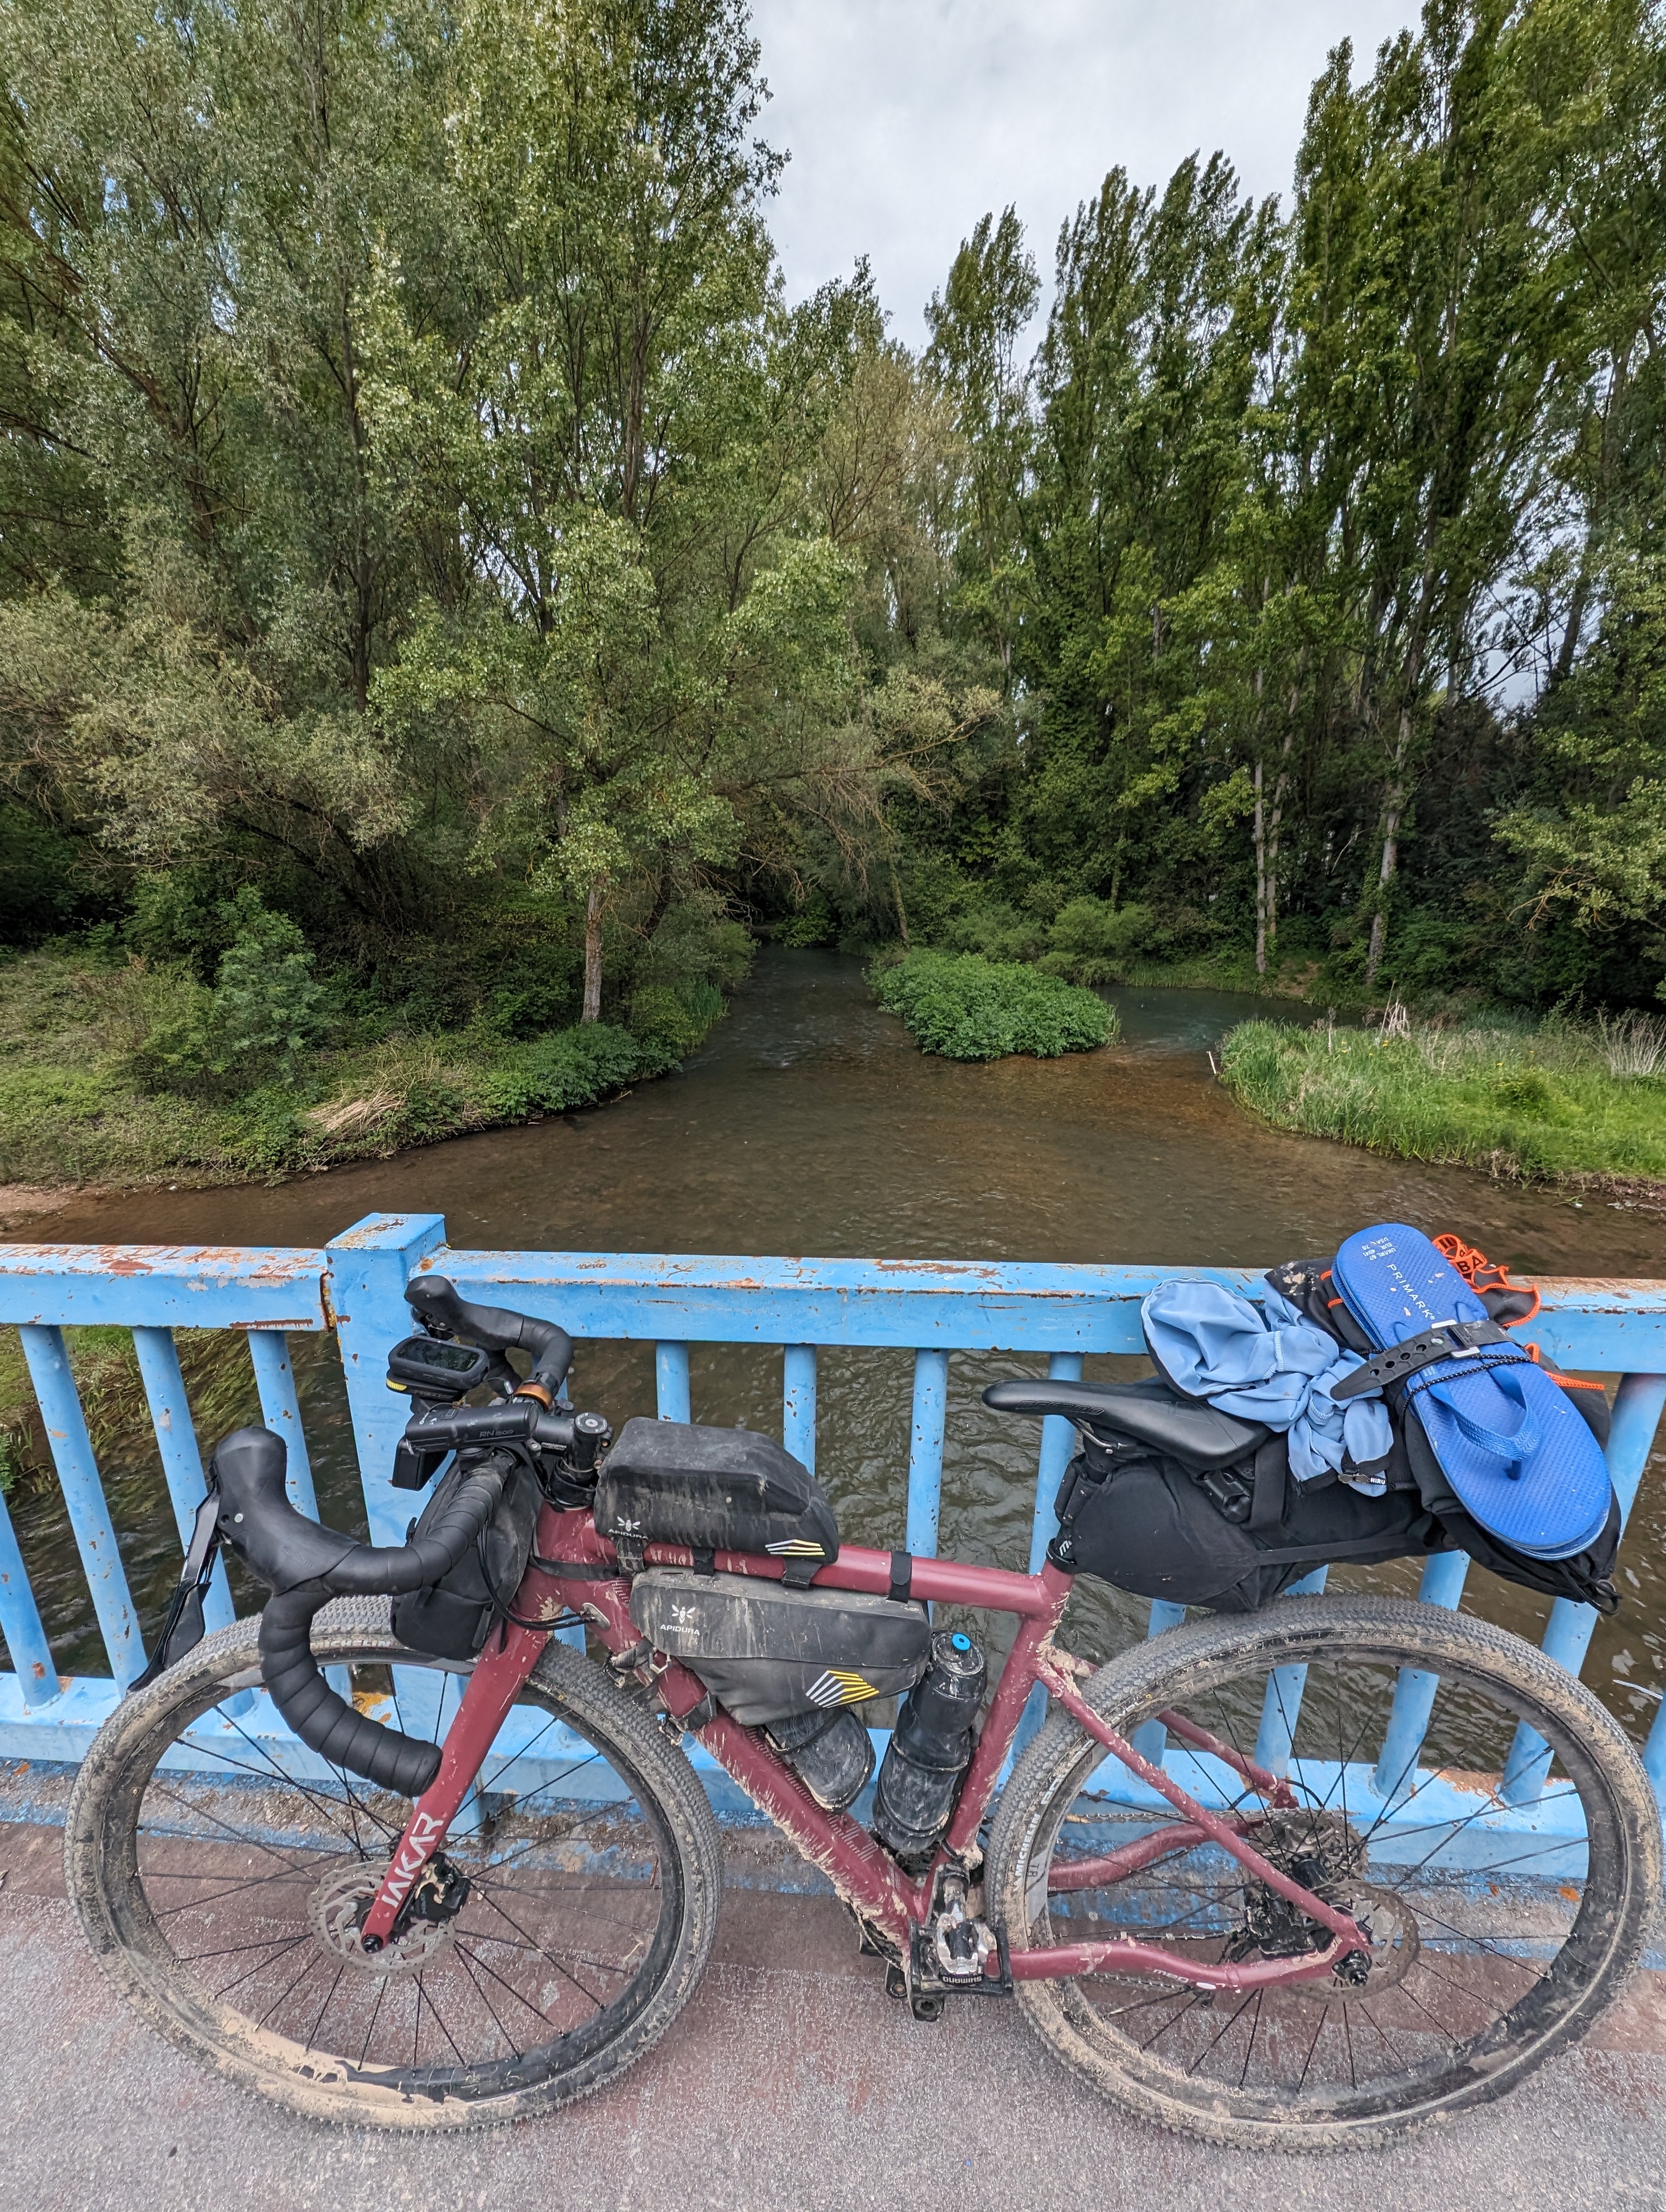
[630,1568,928,1724]
[392,1450,542,1663]
[596,1419,840,1583]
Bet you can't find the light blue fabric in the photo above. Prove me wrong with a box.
[1140,1280,1393,1493]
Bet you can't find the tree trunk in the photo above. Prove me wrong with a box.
[639,867,675,950]
[1364,615,1427,986]
[1265,678,1300,960]
[1554,347,1632,689]
[1253,758,1267,975]
[1364,812,1399,985]
[581,881,605,1023]
[1364,716,1408,987]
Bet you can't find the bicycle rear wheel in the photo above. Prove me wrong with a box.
[67,1598,722,2129]
[985,1594,1660,2149]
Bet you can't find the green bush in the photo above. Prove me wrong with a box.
[779,891,835,947]
[627,981,726,1057]
[0,805,84,941]
[1039,897,1159,982]
[872,950,1116,1060]
[126,866,233,976]
[0,1064,108,1123]
[939,900,1046,964]
[477,1021,668,1120]
[133,887,328,1090]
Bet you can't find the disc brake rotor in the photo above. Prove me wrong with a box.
[308,1859,460,1979]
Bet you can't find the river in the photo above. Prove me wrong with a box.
[10,948,1666,1723]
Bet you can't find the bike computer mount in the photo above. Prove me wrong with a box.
[384,1330,610,1498]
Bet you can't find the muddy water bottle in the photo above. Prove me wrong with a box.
[872,1630,986,1869]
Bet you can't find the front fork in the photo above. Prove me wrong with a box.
[358,1618,550,1949]
[357,1510,650,1951]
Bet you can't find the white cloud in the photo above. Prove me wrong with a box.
[748,0,1416,345]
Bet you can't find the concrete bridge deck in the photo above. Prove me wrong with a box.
[3,1816,1665,2212]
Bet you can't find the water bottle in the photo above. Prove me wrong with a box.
[872,1630,986,1869]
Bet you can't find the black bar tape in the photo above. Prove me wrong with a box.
[212,1426,516,1796]
[258,1583,441,1795]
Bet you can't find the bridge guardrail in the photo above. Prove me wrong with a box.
[1,1211,1663,1848]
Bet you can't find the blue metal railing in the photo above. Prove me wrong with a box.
[1,1212,1663,1855]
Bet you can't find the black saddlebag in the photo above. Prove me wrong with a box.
[596,1419,840,1581]
[392,1451,542,1663]
[1053,1424,1439,1614]
[629,1568,930,1725]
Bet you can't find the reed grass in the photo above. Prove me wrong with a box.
[1220,1012,1666,1189]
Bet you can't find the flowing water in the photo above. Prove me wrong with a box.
[9,948,1666,1726]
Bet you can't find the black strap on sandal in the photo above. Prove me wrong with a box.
[1330,1317,1518,1400]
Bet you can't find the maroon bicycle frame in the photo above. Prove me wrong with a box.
[358,1501,1367,1991]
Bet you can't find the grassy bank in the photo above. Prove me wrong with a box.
[873,950,1116,1060]
[1220,1012,1666,1192]
[0,950,729,1192]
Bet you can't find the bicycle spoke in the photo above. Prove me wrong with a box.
[254,1943,328,2027]
[1028,1613,1639,2123]
[355,1970,389,2070]
[413,1972,470,2066]
[303,1962,349,2055]
[1186,1989,1257,2075]
[474,1883,610,2008]
[1293,2002,1327,2092]
[1137,1987,1213,2050]
[453,1941,531,2055]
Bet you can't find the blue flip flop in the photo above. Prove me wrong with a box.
[1331,1224,1611,1560]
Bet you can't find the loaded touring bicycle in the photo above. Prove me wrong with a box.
[67,1224,1663,2150]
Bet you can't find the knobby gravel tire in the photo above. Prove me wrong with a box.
[984,1594,1661,2151]
[65,1598,725,2130]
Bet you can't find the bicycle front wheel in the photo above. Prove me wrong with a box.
[986,1594,1661,2150]
[67,1598,723,2129]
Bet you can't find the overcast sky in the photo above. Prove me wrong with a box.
[748,1,1418,347]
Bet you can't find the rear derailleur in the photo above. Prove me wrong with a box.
[1223,1810,1415,1998]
